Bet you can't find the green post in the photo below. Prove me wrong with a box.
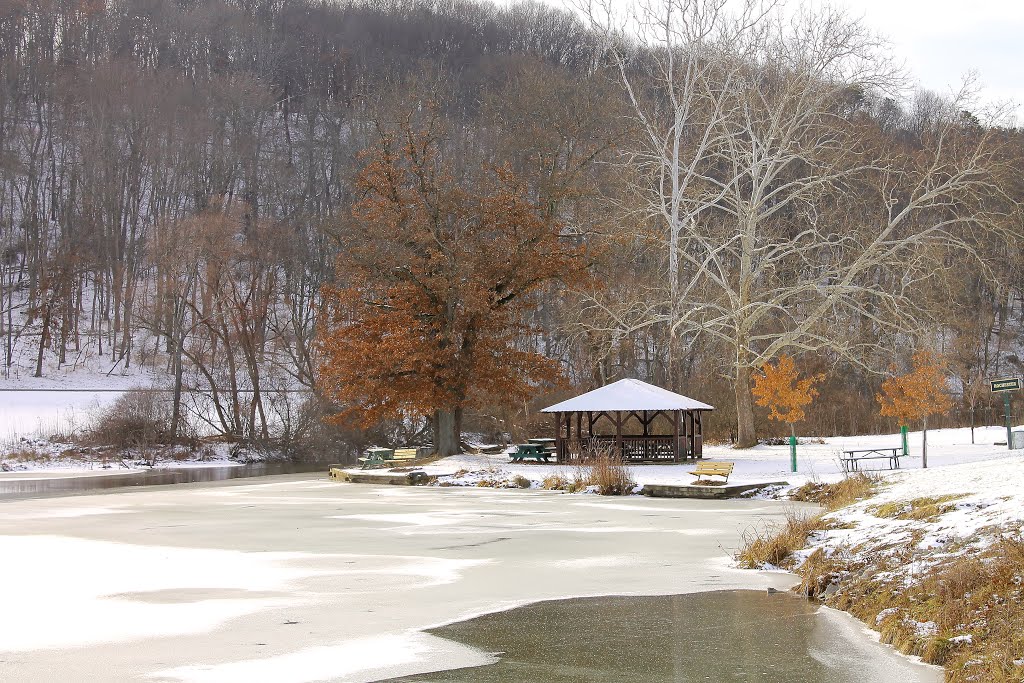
[1005,393,1012,451]
[789,435,797,472]
[900,425,909,457]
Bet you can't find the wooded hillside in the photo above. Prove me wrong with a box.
[1,0,1021,456]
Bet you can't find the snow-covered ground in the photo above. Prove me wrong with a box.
[795,453,1024,564]
[0,440,251,474]
[343,425,1024,492]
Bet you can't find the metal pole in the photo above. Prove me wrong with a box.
[789,435,797,473]
[1005,393,1012,451]
[900,425,909,457]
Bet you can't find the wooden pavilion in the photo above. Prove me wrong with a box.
[541,378,714,464]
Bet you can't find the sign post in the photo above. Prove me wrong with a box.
[990,377,1021,450]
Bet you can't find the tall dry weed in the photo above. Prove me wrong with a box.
[736,509,829,569]
[583,443,635,495]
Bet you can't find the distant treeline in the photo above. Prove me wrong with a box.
[0,0,1021,451]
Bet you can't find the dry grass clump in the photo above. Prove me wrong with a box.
[869,494,966,522]
[542,473,567,490]
[1,446,58,465]
[545,470,593,493]
[472,474,534,489]
[0,445,108,470]
[735,510,830,569]
[511,474,532,489]
[587,448,635,496]
[790,472,880,511]
[538,449,634,496]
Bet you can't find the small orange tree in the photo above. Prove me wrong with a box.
[317,115,588,456]
[876,351,953,468]
[751,355,824,440]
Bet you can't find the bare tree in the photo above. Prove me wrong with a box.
[574,0,1015,446]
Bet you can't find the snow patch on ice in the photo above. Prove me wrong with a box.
[0,536,310,652]
[149,632,494,683]
[553,555,634,569]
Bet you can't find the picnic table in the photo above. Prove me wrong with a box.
[509,443,552,463]
[840,447,902,473]
[527,438,557,457]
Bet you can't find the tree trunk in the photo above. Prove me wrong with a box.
[969,402,976,445]
[922,416,928,469]
[434,408,462,457]
[170,315,184,442]
[735,364,757,448]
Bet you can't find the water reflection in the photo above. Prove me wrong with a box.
[387,591,937,683]
[0,462,327,500]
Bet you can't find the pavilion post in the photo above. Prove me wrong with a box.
[695,412,703,459]
[553,411,562,463]
[615,411,623,459]
[565,412,572,455]
[681,410,689,460]
[688,411,696,458]
[667,411,675,464]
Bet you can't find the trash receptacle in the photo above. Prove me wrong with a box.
[1011,431,1024,450]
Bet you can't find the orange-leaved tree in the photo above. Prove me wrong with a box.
[876,351,952,468]
[751,355,824,440]
[317,116,588,456]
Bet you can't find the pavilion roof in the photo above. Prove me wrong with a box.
[540,378,714,413]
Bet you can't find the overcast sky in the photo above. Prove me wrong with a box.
[804,1,1022,112]
[562,0,1024,116]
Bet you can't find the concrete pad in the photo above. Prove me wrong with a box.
[642,481,791,499]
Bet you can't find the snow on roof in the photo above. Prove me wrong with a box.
[541,378,714,413]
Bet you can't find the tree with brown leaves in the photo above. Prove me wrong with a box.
[877,351,953,468]
[317,115,588,456]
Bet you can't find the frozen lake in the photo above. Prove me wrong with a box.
[0,475,940,682]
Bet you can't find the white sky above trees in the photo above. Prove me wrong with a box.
[819,0,1023,113]
[561,0,1023,118]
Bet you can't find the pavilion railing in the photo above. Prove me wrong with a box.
[557,435,688,463]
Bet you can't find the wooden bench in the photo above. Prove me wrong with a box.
[840,447,901,473]
[688,461,734,483]
[392,448,418,462]
[359,447,420,469]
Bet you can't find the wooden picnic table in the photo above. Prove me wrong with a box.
[840,447,902,473]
